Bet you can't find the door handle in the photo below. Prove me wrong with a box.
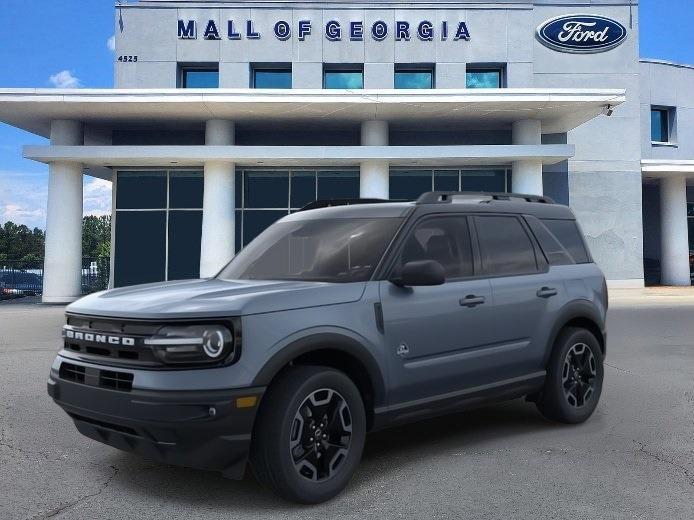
[537,287,558,298]
[460,295,486,307]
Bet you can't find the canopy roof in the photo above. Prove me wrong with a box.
[0,88,626,137]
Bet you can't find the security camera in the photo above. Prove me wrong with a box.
[602,105,614,117]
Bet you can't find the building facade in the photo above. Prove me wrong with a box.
[0,0,692,303]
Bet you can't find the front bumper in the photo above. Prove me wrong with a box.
[47,358,265,479]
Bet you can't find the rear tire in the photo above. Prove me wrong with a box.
[250,365,366,504]
[536,327,604,424]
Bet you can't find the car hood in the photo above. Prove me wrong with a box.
[67,278,366,319]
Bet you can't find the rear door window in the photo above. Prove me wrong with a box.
[541,219,591,264]
[475,216,539,276]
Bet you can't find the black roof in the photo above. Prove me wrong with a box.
[287,192,576,221]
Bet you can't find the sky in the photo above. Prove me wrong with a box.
[0,0,693,229]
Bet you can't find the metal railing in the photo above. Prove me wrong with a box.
[0,258,110,299]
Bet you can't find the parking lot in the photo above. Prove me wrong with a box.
[1,296,693,519]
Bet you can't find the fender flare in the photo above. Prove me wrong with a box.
[543,300,606,365]
[251,332,387,408]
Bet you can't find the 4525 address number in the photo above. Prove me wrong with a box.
[117,55,138,62]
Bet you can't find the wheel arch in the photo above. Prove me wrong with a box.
[544,301,606,365]
[252,333,386,431]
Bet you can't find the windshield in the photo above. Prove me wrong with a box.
[217,217,403,283]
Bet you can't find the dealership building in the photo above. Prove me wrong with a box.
[0,0,692,302]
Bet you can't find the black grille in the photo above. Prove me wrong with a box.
[59,362,86,383]
[99,370,134,391]
[59,362,133,392]
[63,315,162,367]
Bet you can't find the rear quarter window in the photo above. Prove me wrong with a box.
[540,219,592,264]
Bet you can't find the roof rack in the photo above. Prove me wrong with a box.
[299,198,398,211]
[415,191,555,205]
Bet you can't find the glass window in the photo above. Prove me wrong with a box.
[242,210,289,246]
[651,108,670,143]
[291,171,316,209]
[434,170,459,191]
[181,67,219,88]
[462,170,507,192]
[390,170,432,200]
[476,216,538,276]
[466,69,502,89]
[219,218,403,283]
[244,171,289,208]
[235,210,242,253]
[116,171,167,209]
[541,219,591,264]
[398,217,473,279]
[317,170,360,199]
[169,171,203,208]
[525,216,574,266]
[114,211,166,286]
[168,211,203,280]
[253,68,292,88]
[324,68,364,89]
[394,68,434,89]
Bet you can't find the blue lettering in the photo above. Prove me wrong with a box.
[441,21,448,41]
[371,20,388,41]
[417,21,434,41]
[395,21,410,41]
[274,20,291,40]
[325,20,341,41]
[350,21,364,41]
[454,21,471,41]
[246,20,260,39]
[178,19,197,39]
[203,20,221,40]
[298,20,311,40]
[227,20,241,40]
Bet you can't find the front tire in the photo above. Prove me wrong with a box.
[250,365,366,504]
[536,327,604,424]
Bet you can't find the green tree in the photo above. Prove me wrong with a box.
[0,215,111,264]
[82,215,111,259]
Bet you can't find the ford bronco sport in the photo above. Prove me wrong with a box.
[48,191,607,504]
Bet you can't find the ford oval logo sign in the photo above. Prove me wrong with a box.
[536,14,627,54]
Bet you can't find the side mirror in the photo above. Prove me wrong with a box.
[391,260,446,287]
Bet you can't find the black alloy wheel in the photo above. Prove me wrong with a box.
[251,365,366,504]
[535,327,604,424]
[290,388,353,481]
[562,342,598,408]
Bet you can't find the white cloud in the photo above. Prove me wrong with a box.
[107,35,116,52]
[0,171,48,228]
[2,204,44,221]
[0,172,113,229]
[48,70,81,89]
[83,177,112,217]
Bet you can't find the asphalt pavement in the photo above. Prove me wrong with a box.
[1,297,693,519]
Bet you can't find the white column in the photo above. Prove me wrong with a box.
[512,119,544,196]
[360,120,389,199]
[200,120,236,278]
[43,120,84,303]
[659,175,690,286]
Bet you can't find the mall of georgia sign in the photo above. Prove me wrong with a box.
[177,18,471,42]
[536,14,627,53]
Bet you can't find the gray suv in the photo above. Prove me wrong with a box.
[48,192,607,504]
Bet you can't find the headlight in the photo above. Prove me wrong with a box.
[144,324,235,365]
